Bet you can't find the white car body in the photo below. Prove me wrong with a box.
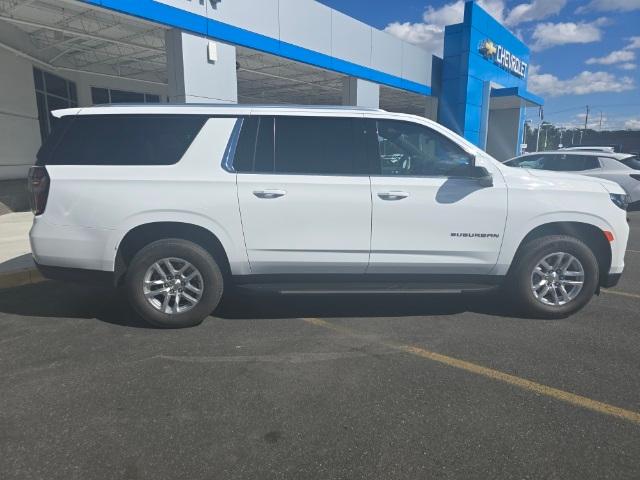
[30,105,628,292]
[505,151,640,206]
[561,146,616,153]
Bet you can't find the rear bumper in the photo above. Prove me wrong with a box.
[35,262,114,286]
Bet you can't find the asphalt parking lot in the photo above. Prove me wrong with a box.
[1,213,640,480]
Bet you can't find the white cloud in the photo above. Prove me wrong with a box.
[384,0,509,55]
[384,0,576,55]
[586,49,635,65]
[384,22,446,54]
[577,0,640,13]
[584,35,640,68]
[624,118,640,130]
[384,0,505,55]
[619,63,637,70]
[528,67,635,96]
[530,19,604,51]
[505,0,566,26]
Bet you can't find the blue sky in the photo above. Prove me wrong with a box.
[319,0,640,130]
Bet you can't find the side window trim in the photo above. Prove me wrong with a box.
[221,117,244,173]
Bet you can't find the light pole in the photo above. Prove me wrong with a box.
[535,107,544,152]
[522,119,532,153]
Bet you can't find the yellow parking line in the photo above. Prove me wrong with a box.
[602,289,640,300]
[303,317,640,425]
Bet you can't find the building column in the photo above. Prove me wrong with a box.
[478,81,492,150]
[424,97,438,121]
[342,77,379,109]
[486,107,523,161]
[165,29,237,104]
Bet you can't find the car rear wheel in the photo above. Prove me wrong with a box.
[509,235,599,318]
[125,239,224,328]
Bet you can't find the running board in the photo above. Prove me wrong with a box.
[235,282,500,295]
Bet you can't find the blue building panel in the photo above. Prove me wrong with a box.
[437,0,542,159]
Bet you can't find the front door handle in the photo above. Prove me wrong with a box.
[377,191,409,201]
[253,189,286,199]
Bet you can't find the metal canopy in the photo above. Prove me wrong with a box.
[0,0,430,115]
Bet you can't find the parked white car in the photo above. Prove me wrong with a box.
[28,105,629,327]
[504,150,640,210]
[561,146,616,153]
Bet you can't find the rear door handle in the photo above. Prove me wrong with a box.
[253,189,286,199]
[377,191,409,201]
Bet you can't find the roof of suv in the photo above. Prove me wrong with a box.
[52,103,388,118]
[517,150,633,160]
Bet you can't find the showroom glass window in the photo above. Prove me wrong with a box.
[90,87,161,105]
[373,120,473,176]
[33,68,78,142]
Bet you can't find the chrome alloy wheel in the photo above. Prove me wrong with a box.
[531,252,585,306]
[143,258,204,314]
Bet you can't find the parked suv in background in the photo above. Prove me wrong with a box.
[504,150,640,210]
[29,105,629,328]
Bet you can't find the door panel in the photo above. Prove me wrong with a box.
[237,174,371,273]
[235,115,371,274]
[367,119,507,274]
[369,174,507,274]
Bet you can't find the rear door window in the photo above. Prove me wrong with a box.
[46,115,207,166]
[553,154,600,171]
[233,116,368,175]
[274,116,364,175]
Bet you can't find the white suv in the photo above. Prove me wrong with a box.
[28,105,629,328]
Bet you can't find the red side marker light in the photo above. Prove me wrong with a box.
[603,230,614,243]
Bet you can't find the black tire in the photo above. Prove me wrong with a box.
[125,238,224,328]
[508,235,599,319]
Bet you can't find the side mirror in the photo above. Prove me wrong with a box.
[449,161,494,187]
[475,167,493,187]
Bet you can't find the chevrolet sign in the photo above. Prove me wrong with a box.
[479,39,527,79]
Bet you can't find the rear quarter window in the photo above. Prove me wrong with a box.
[44,114,207,166]
[616,155,640,170]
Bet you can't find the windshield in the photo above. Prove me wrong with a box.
[505,153,601,172]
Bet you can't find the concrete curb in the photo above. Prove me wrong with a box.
[0,267,45,290]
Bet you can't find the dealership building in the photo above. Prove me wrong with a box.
[0,0,543,211]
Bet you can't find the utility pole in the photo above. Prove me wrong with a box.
[599,111,603,131]
[543,125,549,149]
[536,107,544,152]
[584,105,590,130]
[581,105,590,144]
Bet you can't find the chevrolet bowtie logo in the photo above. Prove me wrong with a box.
[480,39,497,58]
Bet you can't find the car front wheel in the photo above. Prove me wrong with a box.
[509,235,600,319]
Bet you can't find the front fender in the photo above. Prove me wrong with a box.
[493,211,615,276]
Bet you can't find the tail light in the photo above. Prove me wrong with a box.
[27,166,50,215]
[631,174,640,181]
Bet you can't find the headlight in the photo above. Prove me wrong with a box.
[610,193,629,210]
